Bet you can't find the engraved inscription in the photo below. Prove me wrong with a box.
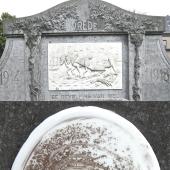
[74,20,97,31]
[50,93,119,101]
[0,71,9,85]
[48,43,122,90]
[145,68,170,83]
[0,70,22,87]
[52,94,103,100]
[13,70,20,82]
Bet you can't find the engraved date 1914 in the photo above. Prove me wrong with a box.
[0,70,20,86]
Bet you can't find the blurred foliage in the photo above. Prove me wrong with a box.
[0,12,15,57]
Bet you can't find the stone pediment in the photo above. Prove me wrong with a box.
[3,0,165,35]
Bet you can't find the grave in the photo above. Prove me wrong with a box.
[1,0,170,101]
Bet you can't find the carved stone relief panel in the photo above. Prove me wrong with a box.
[48,42,122,90]
[41,35,128,101]
[12,107,160,170]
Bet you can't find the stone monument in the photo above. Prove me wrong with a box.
[1,0,170,101]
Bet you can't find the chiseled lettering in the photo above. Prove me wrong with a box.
[74,20,97,31]
[87,21,93,30]
[77,21,83,30]
[0,71,9,85]
[13,70,20,81]
[149,68,170,83]
[82,21,86,30]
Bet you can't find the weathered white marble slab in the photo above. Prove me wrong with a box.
[12,107,160,170]
[48,43,122,90]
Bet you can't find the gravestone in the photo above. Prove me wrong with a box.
[12,106,160,170]
[1,0,170,101]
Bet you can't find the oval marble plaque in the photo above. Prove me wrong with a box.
[12,107,160,170]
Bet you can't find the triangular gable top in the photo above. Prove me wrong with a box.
[3,0,165,35]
